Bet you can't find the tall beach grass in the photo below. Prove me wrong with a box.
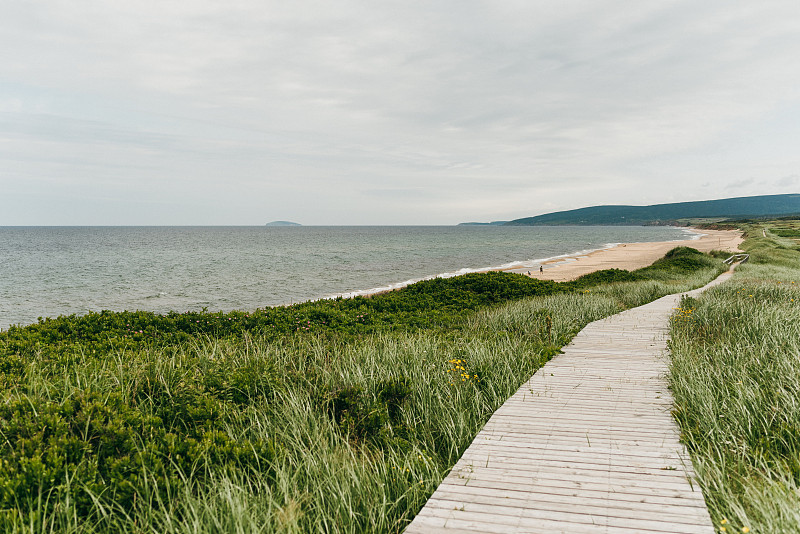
[669,223,800,533]
[0,248,726,533]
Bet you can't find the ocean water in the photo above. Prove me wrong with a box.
[0,225,697,330]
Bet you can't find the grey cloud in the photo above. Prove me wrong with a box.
[725,179,755,190]
[362,188,431,199]
[2,0,800,224]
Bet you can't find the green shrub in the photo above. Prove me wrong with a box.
[564,268,642,289]
[325,377,413,448]
[772,227,800,238]
[0,390,278,524]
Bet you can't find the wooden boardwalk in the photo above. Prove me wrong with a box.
[405,272,733,534]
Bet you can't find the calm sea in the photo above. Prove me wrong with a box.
[0,226,697,330]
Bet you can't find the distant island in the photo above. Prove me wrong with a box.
[265,221,302,226]
[463,194,800,226]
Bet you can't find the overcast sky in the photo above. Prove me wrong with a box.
[2,1,799,225]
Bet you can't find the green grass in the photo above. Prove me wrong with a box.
[0,247,726,533]
[669,221,800,533]
[771,228,800,238]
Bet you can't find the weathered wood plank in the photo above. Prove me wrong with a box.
[461,449,687,466]
[453,481,705,505]
[447,465,702,492]
[453,456,697,479]
[412,507,712,534]
[435,482,711,510]
[423,496,711,526]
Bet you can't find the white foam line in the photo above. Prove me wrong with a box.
[683,227,705,240]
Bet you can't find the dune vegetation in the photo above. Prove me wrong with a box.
[0,247,726,533]
[669,219,800,534]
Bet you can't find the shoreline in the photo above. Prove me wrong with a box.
[335,227,743,299]
[505,227,743,282]
[1,227,743,330]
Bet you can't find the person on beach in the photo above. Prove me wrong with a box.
[539,265,543,274]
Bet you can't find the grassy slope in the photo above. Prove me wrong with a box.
[669,220,800,533]
[0,248,725,533]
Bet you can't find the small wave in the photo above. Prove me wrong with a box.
[678,227,704,240]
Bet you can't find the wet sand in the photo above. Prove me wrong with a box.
[506,228,743,282]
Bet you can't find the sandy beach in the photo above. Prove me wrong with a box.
[506,227,744,282]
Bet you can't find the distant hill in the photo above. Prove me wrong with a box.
[458,221,509,226]
[265,221,302,226]
[503,194,800,226]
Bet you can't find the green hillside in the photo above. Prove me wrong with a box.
[504,194,800,226]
